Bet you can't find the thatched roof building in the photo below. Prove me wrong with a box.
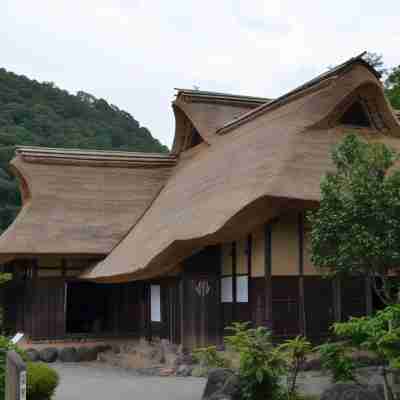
[83,54,400,282]
[1,54,399,282]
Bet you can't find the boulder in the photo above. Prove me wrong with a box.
[25,348,40,362]
[175,353,196,366]
[77,347,98,362]
[202,369,240,400]
[59,347,79,363]
[321,384,384,400]
[176,364,193,377]
[39,347,58,363]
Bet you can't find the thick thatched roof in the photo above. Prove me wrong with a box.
[0,147,175,261]
[171,89,270,152]
[84,55,400,282]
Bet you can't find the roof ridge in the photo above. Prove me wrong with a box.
[217,52,378,135]
[175,88,270,104]
[16,146,175,160]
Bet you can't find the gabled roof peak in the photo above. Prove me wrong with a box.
[217,52,380,135]
[175,88,271,106]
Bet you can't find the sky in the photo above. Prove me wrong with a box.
[1,1,399,149]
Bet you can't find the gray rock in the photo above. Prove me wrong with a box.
[321,384,384,400]
[39,347,58,363]
[77,347,98,362]
[176,364,193,377]
[59,347,79,363]
[175,353,196,366]
[25,348,40,362]
[202,369,240,400]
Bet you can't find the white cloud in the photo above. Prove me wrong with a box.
[1,0,399,148]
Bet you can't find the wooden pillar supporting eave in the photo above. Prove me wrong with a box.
[264,223,273,330]
[298,212,306,336]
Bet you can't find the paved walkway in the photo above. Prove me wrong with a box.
[53,363,206,400]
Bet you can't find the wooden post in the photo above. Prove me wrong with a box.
[5,351,26,400]
[232,242,237,322]
[298,213,306,336]
[247,234,252,324]
[264,223,273,329]
[333,278,342,322]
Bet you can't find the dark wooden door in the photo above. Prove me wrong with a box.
[182,246,221,349]
[304,277,334,340]
[271,277,300,337]
[341,277,366,321]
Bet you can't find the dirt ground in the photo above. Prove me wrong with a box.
[53,362,206,400]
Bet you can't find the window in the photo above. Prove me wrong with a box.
[150,284,161,322]
[220,240,249,303]
[340,101,371,127]
[221,276,233,302]
[236,276,249,303]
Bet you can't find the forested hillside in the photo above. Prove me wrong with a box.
[0,68,168,232]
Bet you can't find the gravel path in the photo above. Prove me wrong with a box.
[53,362,206,400]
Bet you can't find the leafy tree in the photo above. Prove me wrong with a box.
[385,66,400,110]
[0,67,169,233]
[363,52,388,76]
[308,134,400,305]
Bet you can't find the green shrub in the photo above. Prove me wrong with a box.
[0,335,27,399]
[192,346,230,369]
[225,322,284,400]
[277,336,313,399]
[27,362,59,400]
[317,305,400,400]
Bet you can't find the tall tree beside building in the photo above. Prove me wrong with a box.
[0,68,168,232]
[308,134,400,305]
[385,66,400,110]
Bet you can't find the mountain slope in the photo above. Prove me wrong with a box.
[0,68,168,231]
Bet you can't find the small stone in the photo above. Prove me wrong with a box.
[176,364,193,377]
[39,347,58,363]
[59,347,79,363]
[159,368,176,377]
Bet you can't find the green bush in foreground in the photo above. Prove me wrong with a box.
[27,362,59,400]
[318,304,400,400]
[194,323,313,400]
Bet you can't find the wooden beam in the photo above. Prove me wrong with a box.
[264,223,273,329]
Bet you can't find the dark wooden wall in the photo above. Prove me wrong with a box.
[4,278,66,339]
[3,277,147,340]
[181,246,221,349]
